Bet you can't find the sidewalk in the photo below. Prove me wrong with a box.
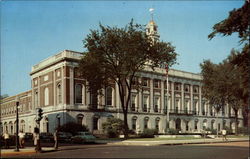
[108,137,249,146]
[1,147,57,157]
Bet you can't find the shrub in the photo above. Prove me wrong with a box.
[102,117,124,138]
[224,126,233,135]
[57,122,89,136]
[166,128,179,135]
[238,127,248,135]
[140,129,158,138]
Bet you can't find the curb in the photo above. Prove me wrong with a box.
[108,139,249,146]
[1,148,58,157]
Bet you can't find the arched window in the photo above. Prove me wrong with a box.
[77,114,84,125]
[144,117,149,129]
[20,120,25,132]
[155,117,160,131]
[203,119,207,130]
[211,120,215,130]
[57,84,62,104]
[93,116,99,130]
[44,87,49,106]
[106,87,113,106]
[75,84,82,104]
[194,119,199,130]
[132,116,137,130]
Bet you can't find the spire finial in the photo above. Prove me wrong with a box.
[149,8,154,21]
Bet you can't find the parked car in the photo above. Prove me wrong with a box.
[71,132,96,144]
[24,133,33,141]
[40,132,54,142]
[58,132,72,142]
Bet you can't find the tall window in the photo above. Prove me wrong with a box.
[106,87,112,106]
[195,120,198,130]
[93,117,99,130]
[131,95,136,111]
[57,84,62,104]
[144,117,149,129]
[77,114,84,125]
[211,120,215,130]
[154,80,159,88]
[132,117,137,130]
[142,78,148,87]
[143,95,148,112]
[154,96,159,112]
[75,84,82,104]
[155,118,160,131]
[44,87,49,106]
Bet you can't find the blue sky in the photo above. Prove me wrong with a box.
[1,1,244,96]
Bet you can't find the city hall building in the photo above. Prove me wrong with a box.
[0,20,243,135]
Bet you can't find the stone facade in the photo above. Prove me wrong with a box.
[0,50,243,135]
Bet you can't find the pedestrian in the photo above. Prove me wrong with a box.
[54,129,59,149]
[33,127,41,152]
[18,130,25,148]
[3,131,10,149]
[222,129,227,141]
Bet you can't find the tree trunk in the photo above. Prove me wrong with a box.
[234,109,238,135]
[123,111,129,139]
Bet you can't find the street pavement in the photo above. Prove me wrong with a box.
[1,137,249,158]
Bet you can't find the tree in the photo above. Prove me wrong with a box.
[200,60,228,137]
[102,117,124,138]
[208,0,249,128]
[78,20,177,138]
[57,122,89,136]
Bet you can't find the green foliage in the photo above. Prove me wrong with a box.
[57,122,89,136]
[166,128,179,135]
[224,126,233,135]
[102,117,125,138]
[140,129,158,138]
[79,20,177,137]
[208,1,250,43]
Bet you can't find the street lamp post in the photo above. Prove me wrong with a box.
[56,114,61,129]
[14,96,20,152]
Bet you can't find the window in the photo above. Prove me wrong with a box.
[184,85,190,92]
[154,96,160,112]
[44,87,49,106]
[144,117,149,129]
[132,117,137,130]
[77,114,84,125]
[143,95,148,112]
[93,117,99,130]
[211,120,215,130]
[193,86,199,93]
[75,84,82,104]
[154,80,159,88]
[203,120,207,130]
[57,84,62,104]
[195,120,198,130]
[142,78,148,87]
[131,95,136,111]
[106,87,112,106]
[155,118,160,131]
[175,83,180,91]
[90,89,98,109]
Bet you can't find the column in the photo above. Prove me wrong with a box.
[115,82,121,111]
[62,66,66,105]
[161,80,164,114]
[38,76,41,107]
[181,82,184,111]
[150,78,154,113]
[171,82,174,111]
[69,67,74,105]
[199,86,202,116]
[53,69,56,106]
[86,81,90,106]
[190,84,193,112]
[138,77,142,112]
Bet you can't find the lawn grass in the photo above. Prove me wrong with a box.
[126,137,201,141]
